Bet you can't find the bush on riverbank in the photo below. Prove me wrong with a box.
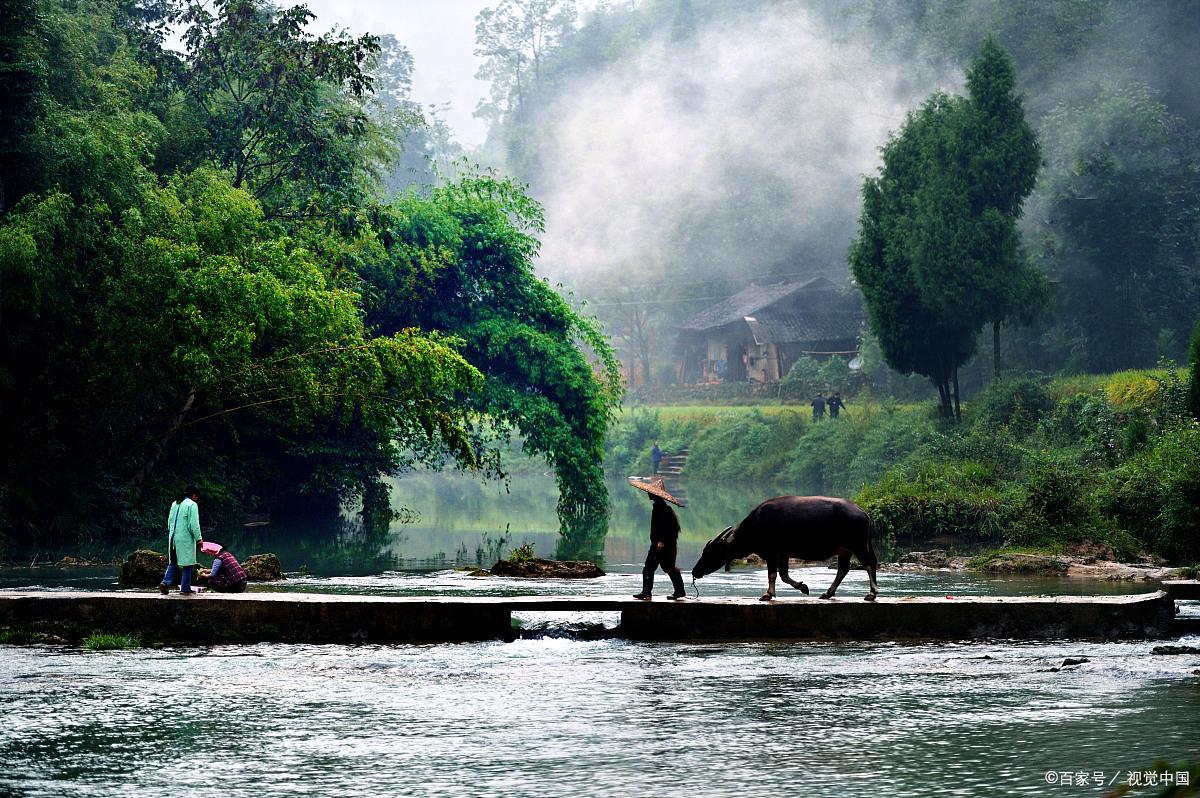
[610,366,1198,562]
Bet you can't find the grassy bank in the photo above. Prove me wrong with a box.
[607,367,1199,564]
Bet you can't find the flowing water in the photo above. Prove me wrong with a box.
[2,472,1198,796]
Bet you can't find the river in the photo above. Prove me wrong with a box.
[1,472,1198,796]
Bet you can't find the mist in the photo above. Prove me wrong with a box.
[528,6,960,290]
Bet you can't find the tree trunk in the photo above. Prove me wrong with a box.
[993,320,1001,380]
[935,380,951,418]
[953,369,962,423]
[131,388,196,486]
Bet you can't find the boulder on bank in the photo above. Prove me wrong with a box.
[120,549,169,587]
[241,553,285,581]
[975,553,1069,574]
[489,558,605,579]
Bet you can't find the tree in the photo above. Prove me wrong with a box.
[368,36,463,193]
[575,273,662,391]
[176,0,387,220]
[0,0,43,213]
[959,37,1045,376]
[1036,85,1200,372]
[0,0,621,556]
[354,173,622,558]
[473,0,576,126]
[0,168,491,540]
[0,0,490,544]
[850,39,1042,419]
[851,113,979,420]
[1189,320,1200,421]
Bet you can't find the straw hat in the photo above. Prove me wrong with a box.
[627,476,684,506]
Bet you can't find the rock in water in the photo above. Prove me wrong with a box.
[122,549,284,585]
[900,550,949,568]
[489,558,605,579]
[120,549,169,587]
[242,553,285,581]
[976,553,1068,574]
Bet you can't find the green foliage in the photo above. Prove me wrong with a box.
[685,410,807,483]
[0,628,36,645]
[1036,85,1199,372]
[83,632,140,650]
[778,356,860,401]
[352,173,622,555]
[507,542,536,564]
[604,408,662,476]
[622,371,1195,563]
[0,168,490,535]
[0,0,619,555]
[1189,322,1200,419]
[855,461,1005,543]
[850,37,1044,417]
[176,0,388,219]
[1103,424,1200,562]
[1002,454,1137,557]
[968,376,1053,434]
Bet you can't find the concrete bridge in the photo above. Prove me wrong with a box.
[0,587,1192,645]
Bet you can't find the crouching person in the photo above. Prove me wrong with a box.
[202,541,249,593]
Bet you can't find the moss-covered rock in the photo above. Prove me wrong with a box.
[489,558,605,578]
[120,549,168,587]
[973,552,1069,574]
[899,549,950,568]
[242,553,285,581]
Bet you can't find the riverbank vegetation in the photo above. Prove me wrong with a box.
[0,0,619,560]
[609,365,1199,564]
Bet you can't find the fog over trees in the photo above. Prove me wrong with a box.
[472,0,1200,386]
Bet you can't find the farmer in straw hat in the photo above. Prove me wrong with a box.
[629,477,687,600]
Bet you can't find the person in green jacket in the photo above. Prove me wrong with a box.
[159,484,203,595]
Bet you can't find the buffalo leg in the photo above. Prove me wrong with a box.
[821,553,851,600]
[863,549,879,602]
[761,555,777,601]
[777,558,810,595]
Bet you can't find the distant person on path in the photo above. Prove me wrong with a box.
[811,392,826,421]
[159,485,203,595]
[629,477,687,600]
[828,391,846,419]
[203,542,249,593]
[651,440,664,474]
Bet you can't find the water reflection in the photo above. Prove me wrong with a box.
[388,470,808,568]
[0,471,1147,586]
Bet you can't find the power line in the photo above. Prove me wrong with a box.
[567,267,848,293]
[576,268,854,308]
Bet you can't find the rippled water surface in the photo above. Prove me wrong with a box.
[2,631,1199,797]
[2,565,1199,797]
[3,468,1198,795]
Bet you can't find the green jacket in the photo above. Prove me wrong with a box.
[167,498,202,567]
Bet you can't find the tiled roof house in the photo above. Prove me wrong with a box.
[676,276,863,384]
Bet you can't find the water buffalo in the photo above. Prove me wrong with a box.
[692,495,879,601]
